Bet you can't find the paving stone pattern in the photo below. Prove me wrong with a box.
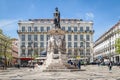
[0,65,120,80]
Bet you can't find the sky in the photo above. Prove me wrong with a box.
[0,0,120,41]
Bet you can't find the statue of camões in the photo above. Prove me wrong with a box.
[54,7,61,28]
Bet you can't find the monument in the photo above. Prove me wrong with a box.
[41,8,78,72]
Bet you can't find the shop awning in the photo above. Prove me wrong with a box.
[20,58,34,60]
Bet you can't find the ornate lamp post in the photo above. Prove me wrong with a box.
[83,39,86,65]
[109,35,111,61]
[30,40,34,65]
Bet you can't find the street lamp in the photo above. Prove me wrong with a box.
[109,35,111,61]
[83,39,86,65]
[30,40,34,66]
[90,41,94,63]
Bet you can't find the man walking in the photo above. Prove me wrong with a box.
[108,61,112,71]
[77,60,81,69]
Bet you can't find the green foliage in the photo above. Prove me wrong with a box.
[33,49,39,58]
[33,54,39,58]
[0,29,3,34]
[115,38,120,54]
[0,31,12,68]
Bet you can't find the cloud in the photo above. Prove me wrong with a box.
[0,19,18,28]
[0,19,18,38]
[85,12,94,20]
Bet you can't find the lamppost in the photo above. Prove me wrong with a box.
[90,41,94,63]
[83,39,86,65]
[109,35,111,61]
[30,40,34,65]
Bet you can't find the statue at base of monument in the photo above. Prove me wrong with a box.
[47,36,56,53]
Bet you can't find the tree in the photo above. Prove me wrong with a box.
[0,30,12,69]
[33,49,39,58]
[115,38,120,54]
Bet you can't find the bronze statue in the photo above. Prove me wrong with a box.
[54,7,61,28]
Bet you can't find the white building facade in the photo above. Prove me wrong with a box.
[94,21,120,63]
[17,19,94,63]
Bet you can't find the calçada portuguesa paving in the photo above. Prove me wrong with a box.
[0,65,120,80]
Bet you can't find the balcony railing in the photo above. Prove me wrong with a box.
[85,30,94,33]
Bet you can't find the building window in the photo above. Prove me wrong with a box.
[80,42,83,47]
[40,35,44,41]
[28,42,32,47]
[28,49,32,56]
[80,27,83,32]
[22,49,25,54]
[46,42,48,47]
[21,35,25,41]
[80,35,83,41]
[47,35,50,41]
[74,49,78,55]
[86,42,90,47]
[62,26,65,30]
[41,27,44,32]
[80,50,84,55]
[34,42,38,47]
[34,35,37,41]
[28,26,32,32]
[68,49,72,55]
[86,49,90,55]
[28,35,32,41]
[68,35,71,41]
[47,27,50,31]
[64,35,66,40]
[21,42,25,47]
[86,35,90,41]
[74,42,77,47]
[74,27,77,32]
[74,35,77,41]
[68,42,71,48]
[21,49,25,56]
[40,42,44,47]
[86,26,89,31]
[68,27,71,32]
[22,26,25,32]
[34,27,38,32]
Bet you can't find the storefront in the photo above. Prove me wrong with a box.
[20,58,34,66]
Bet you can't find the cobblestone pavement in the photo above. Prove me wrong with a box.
[0,65,120,80]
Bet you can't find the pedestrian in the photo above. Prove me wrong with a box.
[73,62,77,67]
[17,63,20,69]
[68,60,73,65]
[108,61,112,71]
[77,60,81,69]
[30,63,34,69]
[2,64,5,70]
[68,60,71,64]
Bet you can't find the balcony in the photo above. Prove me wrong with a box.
[89,30,94,33]
[21,45,26,49]
[28,46,33,49]
[17,30,22,33]
[20,54,26,57]
[84,30,94,34]
[80,46,84,49]
[86,46,90,48]
[17,30,28,34]
[34,46,38,49]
